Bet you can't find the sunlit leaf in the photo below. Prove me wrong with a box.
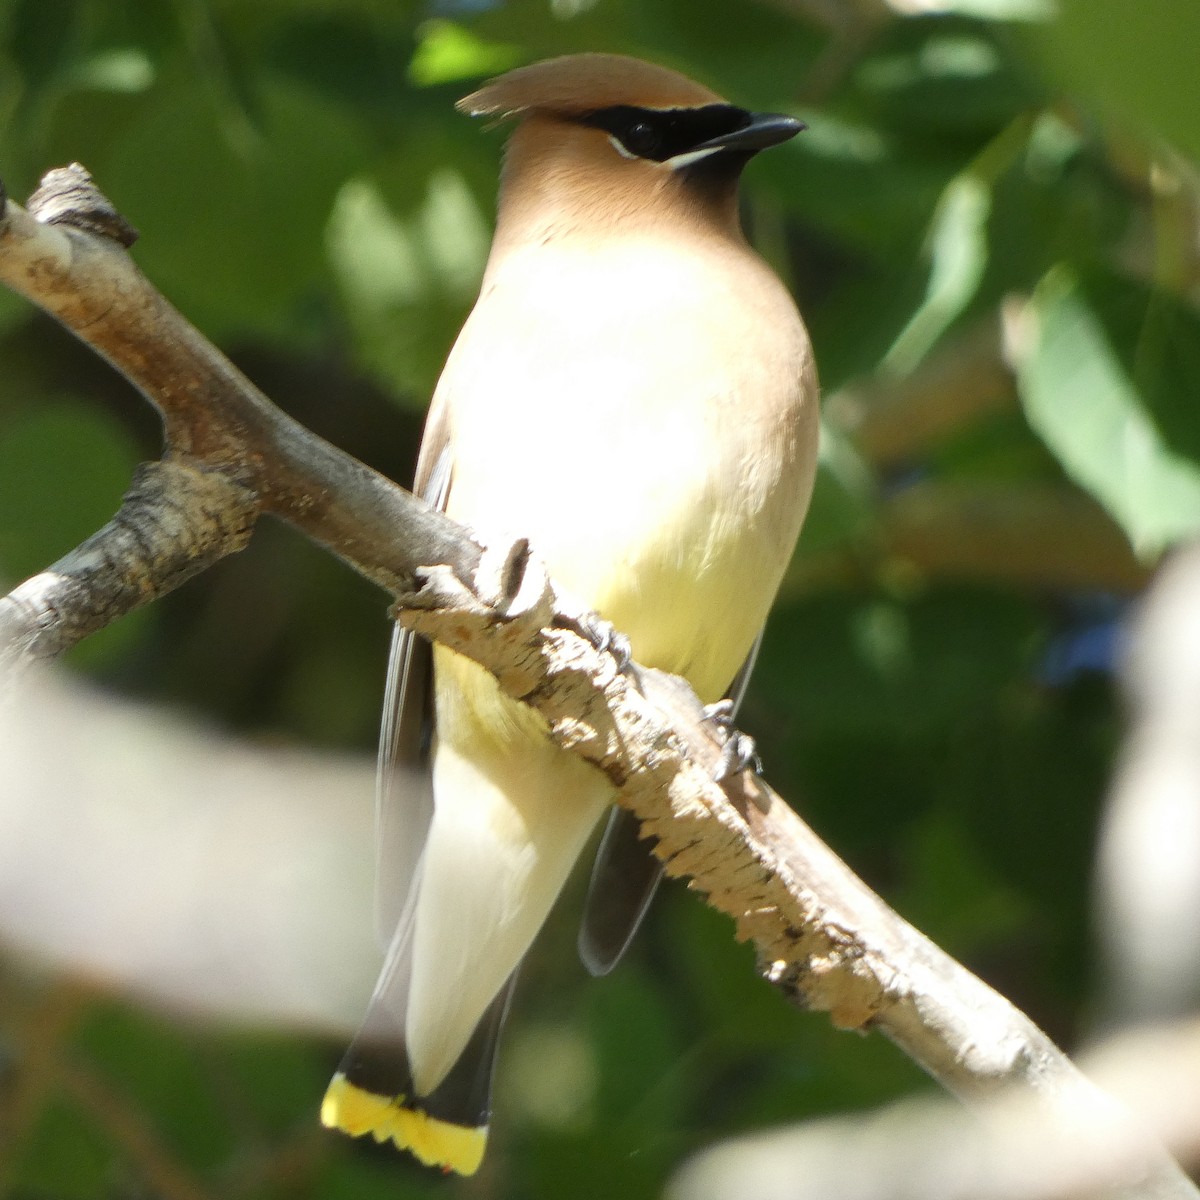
[408,18,523,86]
[327,168,490,396]
[1016,267,1200,555]
[886,0,1052,19]
[69,46,156,93]
[883,171,991,375]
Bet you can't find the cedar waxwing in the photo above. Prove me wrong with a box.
[321,52,819,1175]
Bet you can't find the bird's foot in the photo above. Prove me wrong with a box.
[702,699,763,781]
[567,610,632,671]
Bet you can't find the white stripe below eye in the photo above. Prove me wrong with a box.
[665,145,723,170]
[607,135,638,160]
[606,134,722,170]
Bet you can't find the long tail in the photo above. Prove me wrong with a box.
[322,970,517,1176]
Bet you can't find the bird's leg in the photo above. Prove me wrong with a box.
[702,698,764,781]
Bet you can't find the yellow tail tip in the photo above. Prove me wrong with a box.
[321,1073,487,1176]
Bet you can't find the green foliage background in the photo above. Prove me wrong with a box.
[1,0,1199,1196]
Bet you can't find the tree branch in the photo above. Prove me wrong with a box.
[0,461,256,669]
[671,1019,1200,1200]
[0,165,1193,1198]
[0,165,480,657]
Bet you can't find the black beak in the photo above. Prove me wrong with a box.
[694,111,806,157]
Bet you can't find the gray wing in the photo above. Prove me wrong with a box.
[577,631,764,976]
[374,403,452,946]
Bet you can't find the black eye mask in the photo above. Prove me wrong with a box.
[575,104,752,163]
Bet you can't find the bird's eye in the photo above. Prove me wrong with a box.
[621,120,661,159]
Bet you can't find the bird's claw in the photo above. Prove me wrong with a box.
[571,611,633,671]
[702,700,763,781]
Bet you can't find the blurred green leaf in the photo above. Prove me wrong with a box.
[69,46,156,94]
[8,0,83,100]
[0,398,156,671]
[75,1005,237,1172]
[10,1095,117,1198]
[408,19,523,87]
[0,401,138,581]
[100,77,369,340]
[629,0,823,103]
[504,971,688,1200]
[941,0,1052,15]
[791,419,875,563]
[470,0,627,62]
[504,1020,596,1133]
[1017,266,1200,555]
[1028,1,1200,160]
[316,1153,446,1200]
[0,287,28,339]
[759,586,1042,741]
[215,1030,331,1136]
[884,171,992,375]
[585,972,684,1130]
[892,809,1031,957]
[971,112,1130,310]
[763,110,945,260]
[522,1126,672,1200]
[327,167,490,397]
[267,11,419,116]
[666,894,930,1133]
[854,20,1040,135]
[668,895,797,1057]
[958,675,1115,1000]
[750,584,1045,872]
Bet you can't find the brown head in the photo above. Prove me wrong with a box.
[458,54,804,244]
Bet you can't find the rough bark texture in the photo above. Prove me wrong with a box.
[0,462,256,671]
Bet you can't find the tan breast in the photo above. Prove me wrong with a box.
[439,228,818,700]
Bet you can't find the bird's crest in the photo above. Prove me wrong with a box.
[458,53,725,120]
